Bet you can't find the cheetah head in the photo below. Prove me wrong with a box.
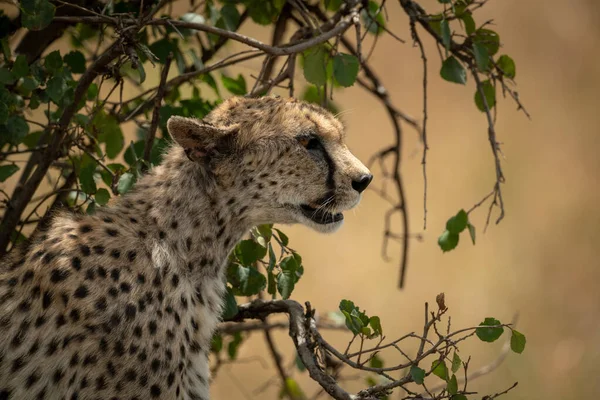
[167,96,372,233]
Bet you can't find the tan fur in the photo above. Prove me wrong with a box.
[0,96,371,400]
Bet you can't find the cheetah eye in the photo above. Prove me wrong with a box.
[297,136,321,151]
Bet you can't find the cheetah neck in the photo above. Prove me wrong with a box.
[107,146,252,283]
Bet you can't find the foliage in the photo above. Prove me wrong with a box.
[0,0,527,398]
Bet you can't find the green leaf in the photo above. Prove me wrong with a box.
[447,374,458,395]
[267,269,277,296]
[12,55,29,78]
[6,115,30,144]
[0,164,19,182]
[476,317,504,342]
[211,334,223,353]
[280,377,306,400]
[369,354,384,369]
[497,54,516,79]
[95,188,110,206]
[438,230,459,252]
[452,395,468,400]
[94,112,124,159]
[21,131,43,148]
[332,53,359,87]
[510,330,526,354]
[303,46,328,86]
[410,366,426,385]
[277,270,295,299]
[440,56,467,85]
[257,224,273,242]
[221,73,247,95]
[361,1,385,35]
[221,4,240,31]
[86,202,96,215]
[467,223,476,245]
[21,0,55,31]
[79,153,97,194]
[234,239,267,265]
[0,67,15,84]
[295,354,306,372]
[451,351,462,373]
[369,316,383,336]
[227,332,243,360]
[446,209,468,234]
[461,13,476,35]
[274,228,289,246]
[221,287,238,319]
[473,43,489,72]
[21,77,39,93]
[64,50,86,73]
[431,359,448,381]
[87,83,98,100]
[148,38,177,64]
[46,76,67,104]
[473,29,500,56]
[227,264,267,296]
[44,50,62,72]
[117,172,135,194]
[474,79,496,112]
[440,18,451,52]
[0,103,7,125]
[279,255,299,272]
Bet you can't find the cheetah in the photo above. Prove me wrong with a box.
[0,96,372,399]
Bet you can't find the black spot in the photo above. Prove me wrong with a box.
[82,354,97,366]
[96,375,106,390]
[53,368,64,384]
[35,316,46,328]
[114,341,126,356]
[138,231,147,239]
[56,314,67,327]
[80,245,91,256]
[148,320,157,335]
[79,225,92,234]
[61,292,69,306]
[106,361,116,376]
[97,266,107,278]
[22,269,34,283]
[181,295,188,310]
[50,269,70,283]
[95,297,107,311]
[152,274,161,287]
[127,250,137,262]
[170,221,178,229]
[70,309,80,322]
[18,300,31,312]
[159,231,166,239]
[110,269,120,281]
[110,249,120,259]
[133,326,142,337]
[120,282,131,293]
[69,352,79,366]
[108,287,118,297]
[84,269,95,280]
[42,291,53,309]
[93,245,105,255]
[125,304,136,319]
[137,273,146,284]
[171,274,179,287]
[106,228,119,237]
[150,384,161,397]
[125,369,137,382]
[151,358,161,372]
[130,217,138,223]
[73,285,88,298]
[71,257,82,271]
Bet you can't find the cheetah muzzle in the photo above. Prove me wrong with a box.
[0,96,371,400]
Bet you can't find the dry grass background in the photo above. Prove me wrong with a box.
[2,0,599,398]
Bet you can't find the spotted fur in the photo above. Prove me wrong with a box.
[0,96,371,399]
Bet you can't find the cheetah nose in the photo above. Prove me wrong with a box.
[351,174,373,193]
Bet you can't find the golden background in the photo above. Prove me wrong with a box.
[2,0,599,398]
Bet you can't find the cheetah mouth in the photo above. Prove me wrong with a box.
[299,204,344,225]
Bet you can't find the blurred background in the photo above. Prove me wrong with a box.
[209,1,600,399]
[2,0,600,398]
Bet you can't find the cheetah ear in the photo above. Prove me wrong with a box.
[167,116,238,162]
